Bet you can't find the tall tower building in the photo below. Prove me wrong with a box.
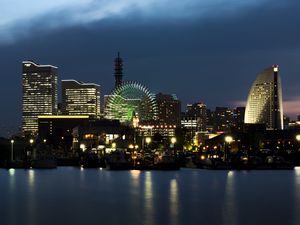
[22,61,58,135]
[245,65,283,130]
[114,52,123,88]
[62,80,100,117]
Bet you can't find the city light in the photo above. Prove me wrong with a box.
[225,136,233,143]
[171,137,177,144]
[145,137,151,144]
[80,144,86,152]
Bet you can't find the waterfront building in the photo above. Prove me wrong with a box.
[22,61,58,136]
[138,122,177,138]
[72,119,133,152]
[61,80,100,117]
[38,115,90,150]
[245,65,283,130]
[156,93,181,126]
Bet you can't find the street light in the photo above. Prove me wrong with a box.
[145,137,151,151]
[28,138,34,160]
[171,137,177,145]
[10,140,14,161]
[80,144,86,152]
[224,135,233,161]
[145,137,151,145]
[296,135,300,150]
[225,136,233,144]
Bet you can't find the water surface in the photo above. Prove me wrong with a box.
[1,167,299,225]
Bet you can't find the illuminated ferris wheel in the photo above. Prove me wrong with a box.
[105,81,158,124]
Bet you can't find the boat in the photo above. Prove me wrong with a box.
[201,158,231,170]
[106,150,132,170]
[153,151,180,170]
[31,158,57,169]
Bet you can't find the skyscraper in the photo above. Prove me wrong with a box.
[212,107,234,132]
[185,102,207,131]
[22,60,58,135]
[156,93,181,126]
[114,52,123,88]
[61,80,100,117]
[245,65,283,130]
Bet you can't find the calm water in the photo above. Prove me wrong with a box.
[1,167,300,225]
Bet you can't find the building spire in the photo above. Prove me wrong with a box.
[114,52,123,88]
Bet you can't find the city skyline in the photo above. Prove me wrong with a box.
[1,0,300,136]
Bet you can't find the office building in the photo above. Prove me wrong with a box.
[245,65,283,130]
[156,93,181,126]
[22,60,58,135]
[61,80,100,117]
[185,102,207,131]
[212,107,234,132]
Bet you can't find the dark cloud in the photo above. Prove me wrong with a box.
[0,0,300,136]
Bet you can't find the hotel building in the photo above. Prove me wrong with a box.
[244,65,283,130]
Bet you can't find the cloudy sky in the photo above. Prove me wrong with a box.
[0,0,300,136]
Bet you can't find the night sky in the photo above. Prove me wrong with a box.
[1,0,300,137]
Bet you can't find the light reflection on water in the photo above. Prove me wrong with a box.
[294,167,300,225]
[144,171,154,225]
[170,178,179,225]
[8,168,16,225]
[222,171,237,225]
[1,168,300,225]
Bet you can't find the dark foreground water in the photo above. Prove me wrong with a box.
[1,167,300,225]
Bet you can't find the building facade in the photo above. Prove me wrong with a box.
[185,102,207,131]
[212,107,234,132]
[61,80,100,117]
[245,65,283,130]
[156,93,181,126]
[22,61,58,135]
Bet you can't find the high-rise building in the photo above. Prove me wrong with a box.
[245,65,283,130]
[156,93,181,126]
[114,52,123,88]
[185,102,207,131]
[61,80,100,117]
[212,107,234,132]
[22,61,58,136]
